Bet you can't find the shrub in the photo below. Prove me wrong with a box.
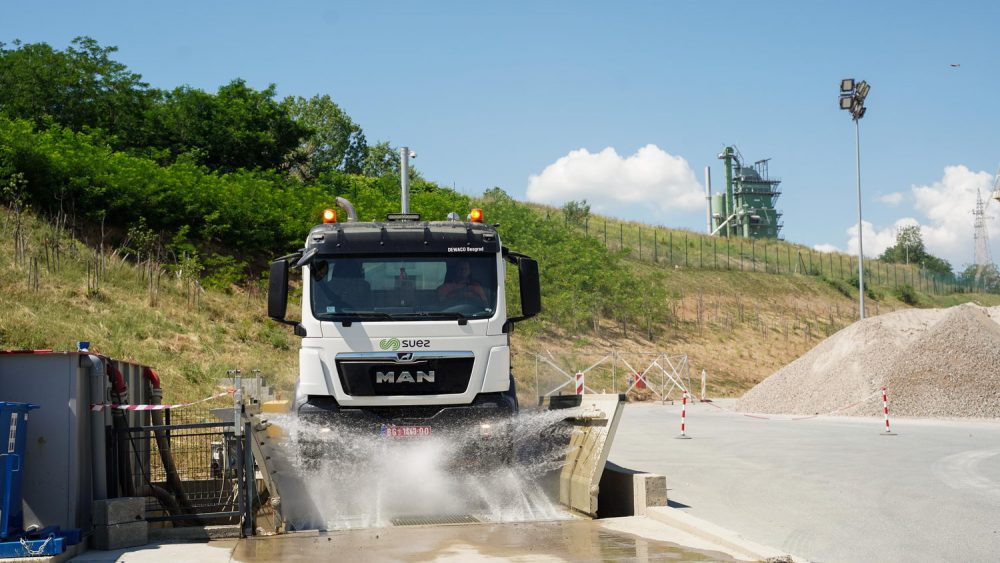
[896,284,919,305]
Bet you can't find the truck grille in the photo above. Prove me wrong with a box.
[335,352,474,396]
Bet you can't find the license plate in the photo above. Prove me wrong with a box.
[380,424,432,438]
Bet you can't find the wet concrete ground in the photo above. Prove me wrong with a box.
[229,519,737,562]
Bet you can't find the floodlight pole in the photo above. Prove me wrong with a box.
[855,118,865,320]
[841,78,868,320]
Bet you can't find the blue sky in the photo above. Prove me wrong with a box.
[4,1,999,269]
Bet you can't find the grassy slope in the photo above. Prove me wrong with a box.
[511,207,1000,398]
[4,208,999,404]
[0,210,297,403]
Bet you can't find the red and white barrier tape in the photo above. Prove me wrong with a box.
[90,391,231,412]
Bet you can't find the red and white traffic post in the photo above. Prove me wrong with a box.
[675,390,692,439]
[575,372,584,395]
[881,386,896,435]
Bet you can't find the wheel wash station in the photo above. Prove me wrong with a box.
[0,195,705,560]
[0,348,657,560]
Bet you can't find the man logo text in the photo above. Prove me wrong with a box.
[375,371,435,384]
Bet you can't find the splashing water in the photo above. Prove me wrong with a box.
[268,410,576,530]
[264,409,578,530]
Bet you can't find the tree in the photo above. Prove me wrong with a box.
[361,141,400,177]
[879,224,953,277]
[562,199,590,225]
[0,37,154,146]
[959,263,1000,293]
[282,95,367,180]
[148,79,309,172]
[880,225,922,264]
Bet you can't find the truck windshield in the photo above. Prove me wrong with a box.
[310,255,498,321]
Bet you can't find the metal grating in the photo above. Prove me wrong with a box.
[390,514,480,526]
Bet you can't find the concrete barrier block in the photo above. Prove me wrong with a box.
[93,497,145,526]
[599,462,668,517]
[93,521,148,550]
[632,473,667,516]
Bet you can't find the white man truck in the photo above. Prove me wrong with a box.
[266,198,540,442]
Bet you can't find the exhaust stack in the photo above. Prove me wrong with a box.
[335,197,357,222]
[400,146,416,213]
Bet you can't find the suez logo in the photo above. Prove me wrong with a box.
[378,338,430,351]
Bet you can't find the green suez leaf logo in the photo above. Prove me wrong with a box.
[378,338,430,350]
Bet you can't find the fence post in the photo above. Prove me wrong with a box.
[620,223,624,249]
[243,421,254,537]
[639,227,642,260]
[654,231,658,263]
[685,234,688,267]
[669,231,673,265]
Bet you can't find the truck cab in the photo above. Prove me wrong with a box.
[267,204,540,437]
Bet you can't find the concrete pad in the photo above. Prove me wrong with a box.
[149,525,241,542]
[645,507,801,562]
[71,540,237,562]
[610,401,1000,562]
[92,522,148,551]
[227,519,739,562]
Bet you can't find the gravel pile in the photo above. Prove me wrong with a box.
[736,303,1000,419]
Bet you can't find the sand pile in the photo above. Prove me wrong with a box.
[736,303,1000,418]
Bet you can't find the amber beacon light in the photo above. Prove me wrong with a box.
[469,208,484,223]
[322,209,337,223]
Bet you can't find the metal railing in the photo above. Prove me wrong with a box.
[107,420,254,534]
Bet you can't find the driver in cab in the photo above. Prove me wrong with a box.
[437,261,487,305]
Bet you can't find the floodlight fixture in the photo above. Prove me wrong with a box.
[855,80,870,101]
[840,78,855,93]
[840,95,853,110]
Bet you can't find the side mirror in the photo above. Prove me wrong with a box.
[268,259,289,321]
[517,257,541,319]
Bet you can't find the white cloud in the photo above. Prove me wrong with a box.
[813,243,840,253]
[526,145,704,215]
[876,192,903,206]
[846,218,919,258]
[840,165,996,268]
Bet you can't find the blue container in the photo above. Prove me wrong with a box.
[0,402,39,540]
